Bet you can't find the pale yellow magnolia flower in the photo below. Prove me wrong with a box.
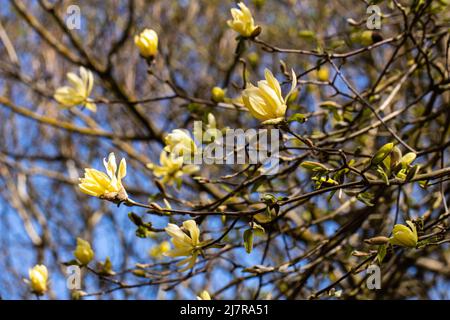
[164,129,197,157]
[147,151,199,186]
[28,264,48,295]
[73,238,95,265]
[227,2,259,37]
[134,29,158,58]
[164,220,202,271]
[54,67,96,112]
[78,152,127,201]
[390,221,418,248]
[242,68,297,124]
[197,290,212,300]
[149,240,171,259]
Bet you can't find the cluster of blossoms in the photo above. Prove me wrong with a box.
[147,151,199,187]
[52,2,296,126]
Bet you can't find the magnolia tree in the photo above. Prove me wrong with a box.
[0,0,450,300]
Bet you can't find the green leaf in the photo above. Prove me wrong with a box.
[397,171,407,181]
[329,39,346,49]
[419,180,429,189]
[252,222,265,237]
[243,229,254,254]
[376,165,390,185]
[400,152,417,168]
[319,101,341,110]
[132,269,147,278]
[332,109,343,122]
[377,244,387,264]
[104,257,112,272]
[298,29,316,40]
[312,175,339,189]
[254,210,275,224]
[382,155,391,175]
[261,193,277,204]
[287,90,299,105]
[371,143,394,167]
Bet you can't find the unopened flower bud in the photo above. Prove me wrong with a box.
[390,221,418,248]
[134,29,158,58]
[211,86,226,103]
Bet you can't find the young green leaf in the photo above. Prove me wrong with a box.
[301,161,329,172]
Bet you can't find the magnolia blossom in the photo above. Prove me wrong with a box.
[134,29,158,58]
[390,221,418,248]
[78,153,127,200]
[227,2,259,37]
[164,129,197,158]
[147,151,199,186]
[242,68,297,124]
[164,220,202,271]
[73,238,95,265]
[54,67,96,112]
[197,290,212,300]
[28,264,48,295]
